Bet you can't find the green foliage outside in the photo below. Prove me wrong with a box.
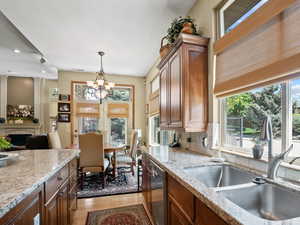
[0,137,11,150]
[226,85,282,138]
[293,114,300,137]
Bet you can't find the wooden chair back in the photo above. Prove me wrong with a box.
[79,133,105,168]
[129,130,138,159]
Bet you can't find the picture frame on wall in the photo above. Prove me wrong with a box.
[59,94,70,101]
[58,113,70,122]
[58,102,71,112]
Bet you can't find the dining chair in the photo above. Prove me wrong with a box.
[115,129,138,176]
[78,133,109,189]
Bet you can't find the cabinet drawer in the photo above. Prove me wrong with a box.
[45,165,69,202]
[69,158,77,176]
[195,199,228,225]
[167,175,194,222]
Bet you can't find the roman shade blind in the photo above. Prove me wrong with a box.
[76,103,100,117]
[107,103,129,118]
[214,0,300,97]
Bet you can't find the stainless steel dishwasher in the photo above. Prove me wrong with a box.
[149,159,167,225]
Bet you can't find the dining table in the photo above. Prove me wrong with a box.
[104,145,126,177]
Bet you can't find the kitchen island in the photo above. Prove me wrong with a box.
[0,149,79,225]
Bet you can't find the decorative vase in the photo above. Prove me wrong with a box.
[159,36,171,58]
[181,22,193,34]
[252,144,264,159]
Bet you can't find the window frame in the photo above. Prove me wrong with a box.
[149,114,160,146]
[219,81,295,156]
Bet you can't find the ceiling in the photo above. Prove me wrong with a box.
[0,11,57,78]
[0,0,196,78]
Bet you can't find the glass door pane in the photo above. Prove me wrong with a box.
[110,118,127,146]
[78,117,99,134]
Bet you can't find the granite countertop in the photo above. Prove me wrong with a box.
[0,149,79,219]
[144,146,300,225]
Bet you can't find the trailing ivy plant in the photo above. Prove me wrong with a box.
[167,16,199,44]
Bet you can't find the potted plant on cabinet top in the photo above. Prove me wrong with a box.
[160,16,200,58]
[167,16,199,44]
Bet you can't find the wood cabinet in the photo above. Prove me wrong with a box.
[195,199,228,225]
[166,175,228,225]
[158,33,209,132]
[1,158,77,225]
[168,196,192,225]
[0,187,43,225]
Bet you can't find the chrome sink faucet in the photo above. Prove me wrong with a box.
[260,116,293,180]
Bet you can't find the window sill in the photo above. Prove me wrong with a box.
[215,147,300,172]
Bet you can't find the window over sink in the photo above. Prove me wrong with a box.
[220,78,300,161]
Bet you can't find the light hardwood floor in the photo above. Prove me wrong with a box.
[72,193,144,225]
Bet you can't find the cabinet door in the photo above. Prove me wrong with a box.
[7,193,41,225]
[58,182,69,225]
[168,197,192,225]
[182,45,208,132]
[45,196,59,225]
[159,64,169,128]
[195,199,228,225]
[169,50,182,128]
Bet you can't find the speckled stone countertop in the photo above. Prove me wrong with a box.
[0,149,79,219]
[144,146,300,225]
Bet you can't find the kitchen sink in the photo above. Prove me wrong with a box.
[183,164,256,188]
[219,183,300,221]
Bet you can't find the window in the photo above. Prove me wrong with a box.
[291,79,300,156]
[218,0,269,37]
[151,76,159,93]
[107,88,131,102]
[149,115,160,146]
[221,78,300,160]
[78,117,99,134]
[149,115,170,146]
[110,118,127,146]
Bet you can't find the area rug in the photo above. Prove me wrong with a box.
[86,204,151,225]
[78,168,141,198]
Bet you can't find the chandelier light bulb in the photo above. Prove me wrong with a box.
[97,79,105,86]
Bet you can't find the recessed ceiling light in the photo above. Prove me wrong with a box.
[41,70,46,74]
[13,49,21,53]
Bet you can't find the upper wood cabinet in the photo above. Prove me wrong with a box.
[158,33,209,132]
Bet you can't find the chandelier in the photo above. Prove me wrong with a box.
[87,51,115,103]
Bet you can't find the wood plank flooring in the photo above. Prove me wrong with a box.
[72,193,144,225]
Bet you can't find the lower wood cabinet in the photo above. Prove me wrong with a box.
[1,158,78,225]
[166,175,228,225]
[0,187,43,225]
[168,196,192,225]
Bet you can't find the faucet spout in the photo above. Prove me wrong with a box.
[268,144,293,179]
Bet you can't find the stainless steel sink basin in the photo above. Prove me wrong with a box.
[219,183,300,221]
[183,164,256,188]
